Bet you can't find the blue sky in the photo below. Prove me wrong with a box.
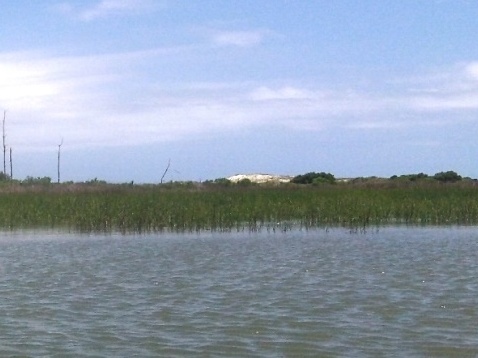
[1,0,478,182]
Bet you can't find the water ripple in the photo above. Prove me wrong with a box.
[0,227,477,356]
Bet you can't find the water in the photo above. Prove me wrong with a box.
[0,227,477,357]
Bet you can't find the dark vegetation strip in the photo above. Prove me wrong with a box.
[0,182,478,232]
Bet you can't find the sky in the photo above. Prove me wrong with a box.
[1,0,478,183]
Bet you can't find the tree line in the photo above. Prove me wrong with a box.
[291,170,464,185]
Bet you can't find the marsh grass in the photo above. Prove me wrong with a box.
[0,182,477,232]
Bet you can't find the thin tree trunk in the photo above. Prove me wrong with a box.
[2,111,6,176]
[57,138,63,184]
[9,147,12,180]
[161,159,171,184]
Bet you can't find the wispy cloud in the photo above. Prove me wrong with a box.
[212,30,267,47]
[0,49,262,151]
[2,47,478,153]
[465,62,478,79]
[56,0,158,21]
[249,85,387,118]
[405,62,478,111]
[0,61,58,109]
[410,93,478,111]
[250,86,314,101]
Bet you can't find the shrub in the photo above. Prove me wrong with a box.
[433,171,462,183]
[292,172,335,185]
[214,178,232,186]
[22,176,52,185]
[237,178,253,186]
[390,173,429,182]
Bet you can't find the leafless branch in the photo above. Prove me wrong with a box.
[160,159,171,184]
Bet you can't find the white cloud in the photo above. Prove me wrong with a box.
[250,86,314,101]
[3,48,478,154]
[57,0,157,21]
[212,30,266,47]
[0,62,58,109]
[465,62,478,80]
[346,120,406,130]
[404,62,478,111]
[410,93,478,111]
[249,85,388,120]
[0,50,264,151]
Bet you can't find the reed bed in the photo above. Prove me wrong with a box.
[0,183,477,232]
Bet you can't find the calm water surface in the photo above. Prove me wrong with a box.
[0,227,477,357]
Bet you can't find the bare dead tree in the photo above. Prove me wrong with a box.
[57,138,63,184]
[9,147,12,180]
[160,159,171,184]
[2,110,6,176]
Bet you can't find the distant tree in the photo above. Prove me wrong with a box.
[410,172,428,181]
[390,173,429,182]
[22,176,52,185]
[237,178,253,186]
[291,172,335,184]
[85,178,107,185]
[312,176,331,185]
[213,178,232,186]
[433,171,462,183]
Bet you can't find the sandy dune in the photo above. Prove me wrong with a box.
[227,174,292,184]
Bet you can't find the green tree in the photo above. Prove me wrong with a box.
[237,178,253,186]
[390,173,429,181]
[22,176,52,185]
[433,171,462,183]
[291,172,335,184]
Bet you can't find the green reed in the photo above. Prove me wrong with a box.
[0,183,478,232]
